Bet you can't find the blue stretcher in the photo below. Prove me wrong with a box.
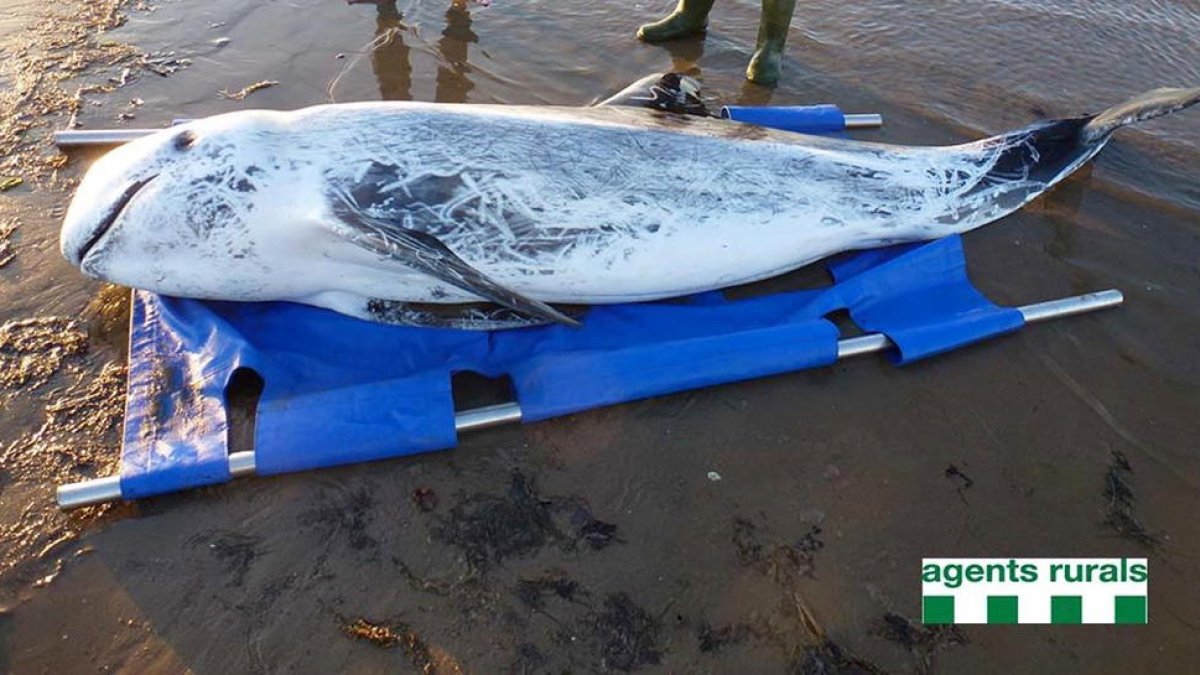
[54,106,1123,507]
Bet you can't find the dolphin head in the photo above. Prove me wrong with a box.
[60,112,295,297]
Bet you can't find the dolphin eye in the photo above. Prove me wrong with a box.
[173,130,197,151]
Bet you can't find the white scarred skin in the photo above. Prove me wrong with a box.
[61,100,1110,323]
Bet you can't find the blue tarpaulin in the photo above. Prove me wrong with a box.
[118,234,1025,499]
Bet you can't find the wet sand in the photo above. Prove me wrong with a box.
[1,0,1199,672]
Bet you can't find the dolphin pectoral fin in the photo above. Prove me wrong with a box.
[363,299,586,330]
[593,72,711,116]
[326,208,581,328]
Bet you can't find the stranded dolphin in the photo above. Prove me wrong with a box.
[60,80,1200,329]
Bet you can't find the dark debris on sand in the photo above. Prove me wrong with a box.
[1102,450,1161,547]
[514,569,583,610]
[434,470,557,568]
[793,640,886,675]
[873,612,967,675]
[575,514,619,550]
[733,517,824,583]
[412,486,439,512]
[579,592,662,672]
[696,621,754,653]
[508,572,664,673]
[943,464,974,499]
[510,642,547,673]
[726,516,902,675]
[299,486,378,552]
[189,531,264,587]
[433,469,619,569]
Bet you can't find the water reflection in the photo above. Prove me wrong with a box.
[734,80,777,106]
[647,31,779,106]
[1043,164,1094,262]
[436,7,477,103]
[362,0,477,103]
[371,1,411,100]
[657,34,706,77]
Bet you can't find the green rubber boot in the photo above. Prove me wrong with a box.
[637,0,716,42]
[745,0,796,85]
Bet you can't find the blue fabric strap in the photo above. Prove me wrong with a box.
[827,237,1025,363]
[120,293,232,498]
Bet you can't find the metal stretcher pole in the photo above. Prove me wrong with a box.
[55,289,1123,509]
[843,114,884,129]
[53,119,193,147]
[51,113,885,148]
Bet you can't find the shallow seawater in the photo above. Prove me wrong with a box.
[0,0,1198,672]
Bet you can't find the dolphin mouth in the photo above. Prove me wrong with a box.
[76,174,157,265]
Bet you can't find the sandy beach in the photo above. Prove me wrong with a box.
[1,0,1198,671]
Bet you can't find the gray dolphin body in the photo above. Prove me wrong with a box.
[60,81,1200,328]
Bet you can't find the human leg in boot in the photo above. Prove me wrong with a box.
[745,0,796,85]
[637,0,716,42]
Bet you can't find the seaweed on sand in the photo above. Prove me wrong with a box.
[433,470,619,569]
[1103,450,1161,547]
[342,617,463,674]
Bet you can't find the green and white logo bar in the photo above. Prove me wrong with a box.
[922,558,1147,624]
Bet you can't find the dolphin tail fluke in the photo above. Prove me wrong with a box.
[1083,87,1200,143]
